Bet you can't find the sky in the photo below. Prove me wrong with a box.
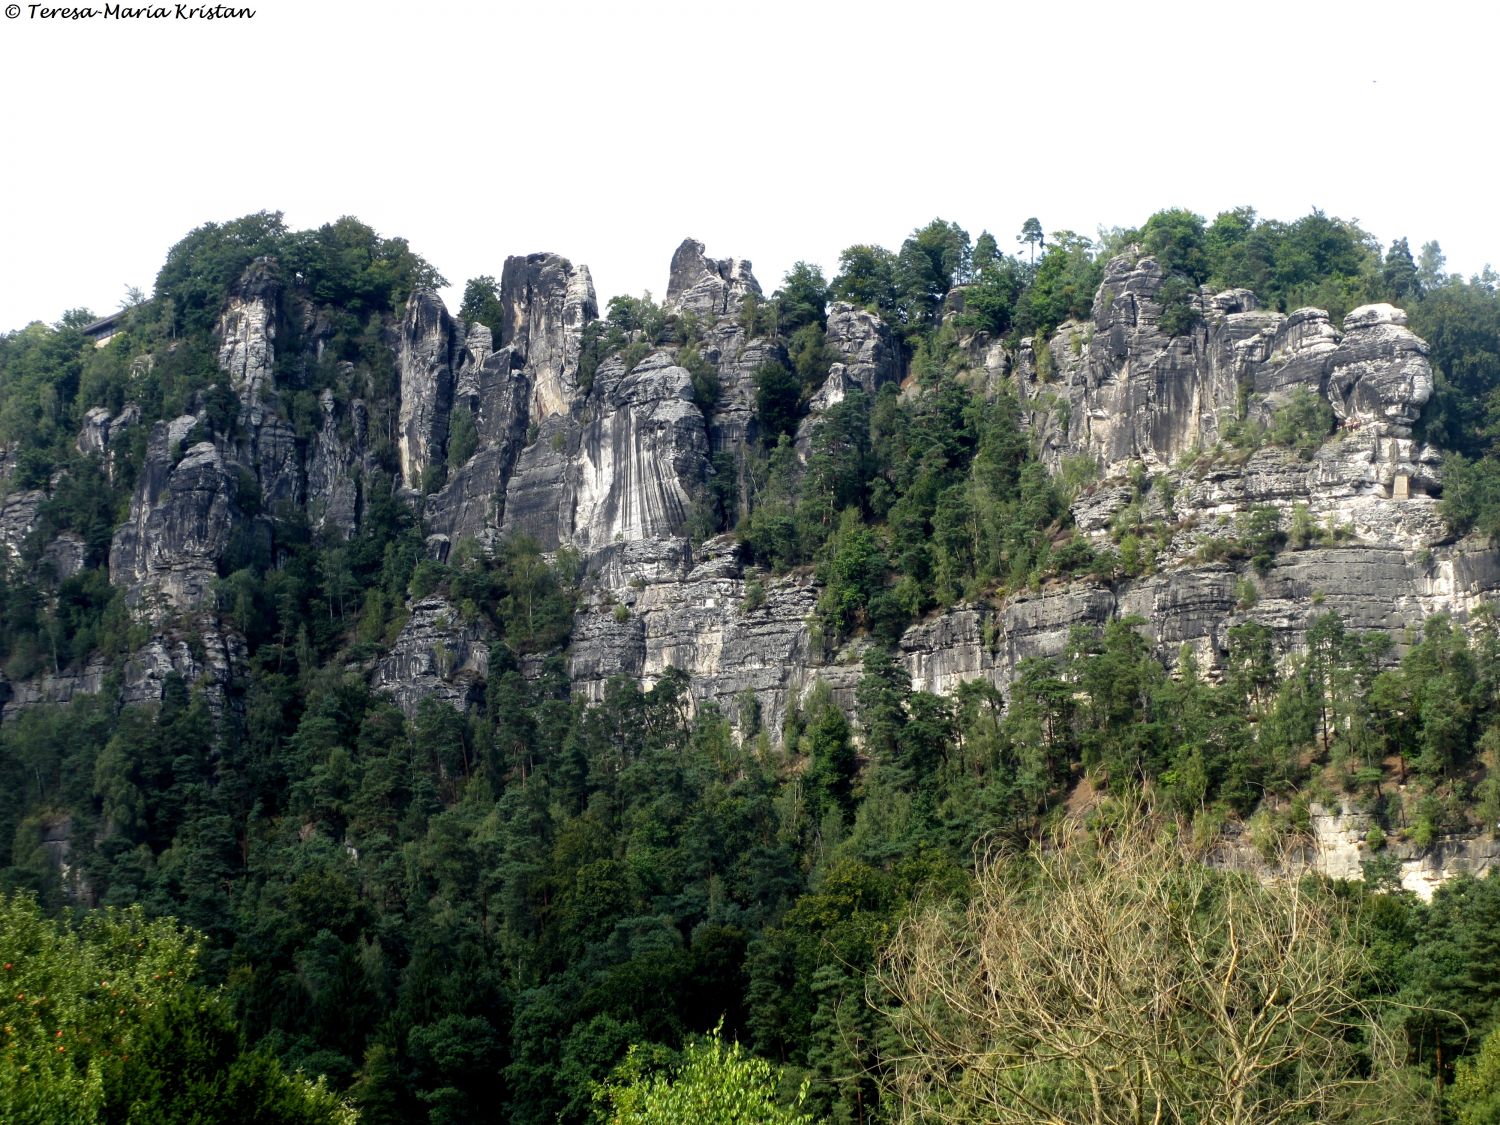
[0,0,1496,330]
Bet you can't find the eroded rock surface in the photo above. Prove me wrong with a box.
[109,421,238,614]
[665,238,761,319]
[499,253,597,423]
[375,595,492,716]
[216,258,280,405]
[1017,254,1437,497]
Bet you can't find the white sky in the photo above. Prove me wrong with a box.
[1,0,1496,330]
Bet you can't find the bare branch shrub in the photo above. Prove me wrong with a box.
[874,803,1430,1124]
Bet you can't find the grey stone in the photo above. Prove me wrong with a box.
[109,423,238,614]
[665,239,761,319]
[375,595,492,717]
[216,258,280,406]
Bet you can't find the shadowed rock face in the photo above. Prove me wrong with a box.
[397,290,461,490]
[375,594,491,716]
[110,421,239,614]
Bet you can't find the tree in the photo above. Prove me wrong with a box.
[0,894,352,1125]
[1017,217,1044,264]
[1418,240,1448,292]
[458,275,506,335]
[1452,1024,1500,1125]
[591,1024,818,1124]
[894,219,971,332]
[1142,208,1209,283]
[154,211,287,336]
[1383,238,1420,302]
[831,245,898,321]
[774,263,831,335]
[875,803,1426,1125]
[1016,232,1102,338]
[972,231,1000,274]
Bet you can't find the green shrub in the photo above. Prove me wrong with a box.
[1268,386,1335,458]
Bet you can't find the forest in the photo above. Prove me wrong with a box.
[2,206,1500,1122]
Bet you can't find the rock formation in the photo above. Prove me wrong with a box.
[216,257,279,405]
[109,418,239,614]
[665,238,760,319]
[8,242,1497,809]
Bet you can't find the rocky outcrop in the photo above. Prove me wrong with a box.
[1016,255,1438,497]
[897,541,1500,702]
[424,343,531,547]
[501,413,578,552]
[499,253,597,422]
[1207,802,1500,902]
[1,619,244,723]
[397,291,462,490]
[825,301,901,394]
[109,419,239,614]
[375,595,492,716]
[795,303,902,455]
[566,536,841,740]
[77,403,138,483]
[1327,304,1433,434]
[216,259,280,405]
[665,239,761,319]
[306,388,367,539]
[497,349,712,555]
[571,352,710,550]
[0,489,43,564]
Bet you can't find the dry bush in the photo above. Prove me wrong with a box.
[874,804,1430,1125]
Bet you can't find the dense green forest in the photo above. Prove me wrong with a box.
[3,207,1500,1122]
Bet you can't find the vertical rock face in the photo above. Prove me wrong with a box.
[77,404,138,484]
[497,348,714,555]
[500,414,577,551]
[374,594,492,715]
[824,301,901,394]
[0,490,43,565]
[499,253,597,422]
[109,419,238,614]
[407,256,599,548]
[216,259,280,406]
[214,261,303,512]
[665,238,761,318]
[1019,253,1244,474]
[397,291,461,490]
[307,387,367,539]
[1018,253,1439,492]
[706,337,783,457]
[797,302,901,454]
[572,351,710,550]
[1327,304,1433,435]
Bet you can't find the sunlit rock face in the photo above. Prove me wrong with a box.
[1014,256,1436,489]
[216,257,279,406]
[498,252,598,424]
[665,238,760,319]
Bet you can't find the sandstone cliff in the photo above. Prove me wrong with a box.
[11,244,1500,766]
